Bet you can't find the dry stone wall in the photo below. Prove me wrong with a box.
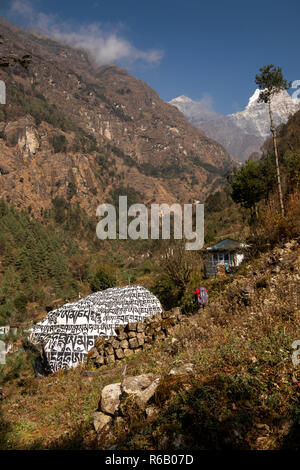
[87,307,183,368]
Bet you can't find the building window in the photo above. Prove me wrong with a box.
[218,252,224,263]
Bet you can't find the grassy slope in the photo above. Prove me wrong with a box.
[0,239,299,450]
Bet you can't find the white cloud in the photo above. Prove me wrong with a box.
[197,93,214,110]
[9,0,34,21]
[8,0,164,67]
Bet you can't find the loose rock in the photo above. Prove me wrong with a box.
[136,378,161,408]
[169,363,194,375]
[100,382,121,415]
[122,374,158,396]
[129,337,139,349]
[93,411,112,432]
[115,348,124,360]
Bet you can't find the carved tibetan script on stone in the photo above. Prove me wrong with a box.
[30,285,162,372]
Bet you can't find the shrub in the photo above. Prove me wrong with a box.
[8,85,77,130]
[14,293,28,313]
[50,134,68,153]
[67,182,77,200]
[251,189,300,251]
[51,196,68,224]
[90,267,116,292]
[151,276,180,310]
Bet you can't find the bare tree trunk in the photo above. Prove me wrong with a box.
[268,99,285,217]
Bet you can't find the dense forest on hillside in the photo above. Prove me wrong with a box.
[0,196,163,325]
[0,200,79,325]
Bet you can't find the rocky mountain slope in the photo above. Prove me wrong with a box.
[262,108,300,158]
[170,90,300,162]
[0,18,233,216]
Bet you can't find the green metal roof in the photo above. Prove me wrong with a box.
[204,238,250,251]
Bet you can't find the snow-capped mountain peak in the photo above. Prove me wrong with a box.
[169,95,221,124]
[169,88,300,161]
[247,88,263,107]
[229,88,299,138]
[171,95,194,104]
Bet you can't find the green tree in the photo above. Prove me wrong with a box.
[90,268,116,292]
[230,160,273,215]
[283,150,300,190]
[151,276,180,310]
[255,64,291,216]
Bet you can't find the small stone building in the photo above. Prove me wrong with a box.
[203,238,250,277]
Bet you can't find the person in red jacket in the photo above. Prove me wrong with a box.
[194,287,201,306]
[194,287,208,309]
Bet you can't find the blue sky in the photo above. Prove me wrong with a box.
[1,0,300,114]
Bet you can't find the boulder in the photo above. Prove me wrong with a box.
[122,374,157,396]
[87,347,105,367]
[100,382,122,415]
[240,286,254,306]
[169,363,194,375]
[136,378,161,408]
[93,412,112,432]
[29,285,162,373]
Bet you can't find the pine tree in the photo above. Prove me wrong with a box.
[255,65,291,217]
